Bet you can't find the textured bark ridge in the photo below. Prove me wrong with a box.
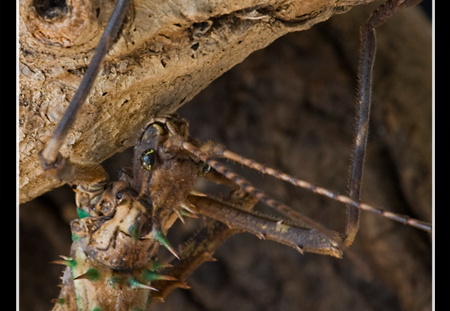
[19,1,431,311]
[19,0,377,203]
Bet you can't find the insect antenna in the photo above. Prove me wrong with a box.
[39,0,131,167]
[178,141,343,247]
[180,141,431,233]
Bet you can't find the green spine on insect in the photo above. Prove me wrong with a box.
[128,223,141,240]
[54,240,158,311]
[76,207,91,219]
[74,267,100,281]
[142,269,177,282]
[52,188,180,311]
[153,229,179,258]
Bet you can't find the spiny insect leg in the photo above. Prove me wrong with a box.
[187,194,343,258]
[176,140,346,245]
[151,190,257,300]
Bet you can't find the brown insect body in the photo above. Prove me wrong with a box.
[51,117,200,310]
[53,179,164,309]
[51,114,347,310]
[53,240,156,311]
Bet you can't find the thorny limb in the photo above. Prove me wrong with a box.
[150,189,259,302]
[186,194,343,257]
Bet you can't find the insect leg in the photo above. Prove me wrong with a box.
[187,194,343,258]
[151,190,258,301]
[345,0,424,246]
[177,140,431,232]
[172,139,346,244]
[39,0,131,169]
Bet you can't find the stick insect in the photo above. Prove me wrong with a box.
[21,0,432,310]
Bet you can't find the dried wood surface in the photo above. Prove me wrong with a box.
[19,0,377,203]
[19,1,431,311]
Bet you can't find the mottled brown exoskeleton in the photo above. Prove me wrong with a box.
[22,0,432,310]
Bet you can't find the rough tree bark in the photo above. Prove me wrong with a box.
[19,1,431,311]
[19,0,378,203]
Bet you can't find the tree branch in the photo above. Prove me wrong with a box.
[19,0,377,203]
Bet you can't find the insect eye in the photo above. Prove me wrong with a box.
[200,163,211,175]
[140,149,156,171]
[115,191,123,201]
